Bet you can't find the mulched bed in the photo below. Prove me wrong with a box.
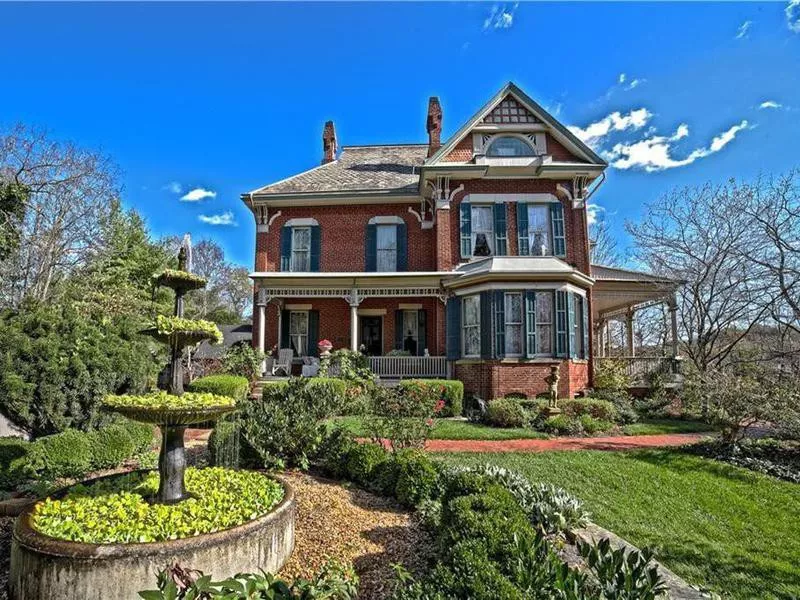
[0,517,12,600]
[279,471,433,600]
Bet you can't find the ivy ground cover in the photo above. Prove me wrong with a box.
[32,467,283,543]
[435,449,800,600]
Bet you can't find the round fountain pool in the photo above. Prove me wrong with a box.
[9,471,296,600]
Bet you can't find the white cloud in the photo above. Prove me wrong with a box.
[618,73,626,84]
[483,2,518,30]
[586,203,605,226]
[787,0,800,33]
[180,187,217,202]
[735,20,752,39]
[568,108,653,150]
[625,78,644,90]
[759,100,782,110]
[198,211,236,226]
[163,181,182,194]
[603,120,750,172]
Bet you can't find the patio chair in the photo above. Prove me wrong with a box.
[271,348,294,376]
[301,356,320,378]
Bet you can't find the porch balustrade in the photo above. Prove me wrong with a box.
[369,355,447,379]
[595,356,679,384]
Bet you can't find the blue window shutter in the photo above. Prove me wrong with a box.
[567,293,576,359]
[493,290,505,358]
[310,225,321,272]
[555,291,568,358]
[550,202,566,257]
[460,202,472,258]
[480,290,493,359]
[280,309,290,349]
[493,204,507,256]
[418,310,427,356]
[582,295,590,359]
[308,311,320,356]
[280,227,292,272]
[517,203,529,256]
[396,223,408,271]
[446,297,461,360]
[394,310,404,350]
[365,224,377,272]
[525,290,536,358]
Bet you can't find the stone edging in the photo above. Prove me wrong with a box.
[569,523,712,600]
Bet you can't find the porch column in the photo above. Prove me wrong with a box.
[625,309,635,357]
[668,293,679,359]
[347,288,362,352]
[256,289,267,374]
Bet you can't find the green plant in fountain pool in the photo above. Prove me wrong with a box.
[103,391,235,411]
[152,269,208,287]
[154,315,223,345]
[31,468,284,543]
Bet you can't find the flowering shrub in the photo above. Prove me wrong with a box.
[366,385,443,450]
[397,379,463,417]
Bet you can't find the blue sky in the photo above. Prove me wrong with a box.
[2,1,799,267]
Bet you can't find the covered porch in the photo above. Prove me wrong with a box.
[252,272,449,379]
[591,265,682,386]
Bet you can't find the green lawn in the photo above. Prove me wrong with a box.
[622,418,714,436]
[328,416,548,440]
[434,450,800,600]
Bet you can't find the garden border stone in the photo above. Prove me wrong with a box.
[8,472,296,600]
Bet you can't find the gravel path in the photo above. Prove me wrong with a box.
[279,471,433,599]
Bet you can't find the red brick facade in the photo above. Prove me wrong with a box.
[455,360,589,400]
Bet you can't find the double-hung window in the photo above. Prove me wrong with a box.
[290,227,311,272]
[462,295,481,357]
[471,205,494,257]
[534,292,554,355]
[573,295,584,358]
[401,310,419,354]
[376,225,398,272]
[289,311,309,357]
[504,293,523,356]
[527,205,551,256]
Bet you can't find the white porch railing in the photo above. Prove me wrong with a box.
[369,356,447,379]
[595,356,677,384]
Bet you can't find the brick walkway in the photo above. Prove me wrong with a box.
[424,432,712,453]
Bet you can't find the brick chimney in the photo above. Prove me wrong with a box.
[322,120,337,164]
[426,97,442,158]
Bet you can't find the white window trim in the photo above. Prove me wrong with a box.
[368,215,405,225]
[285,218,319,227]
[466,193,558,204]
[453,282,587,297]
[462,294,481,358]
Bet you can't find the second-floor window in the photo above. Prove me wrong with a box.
[376,225,398,272]
[291,227,311,272]
[471,205,494,257]
[527,205,551,256]
[516,201,566,257]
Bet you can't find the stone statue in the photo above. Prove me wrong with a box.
[544,365,561,413]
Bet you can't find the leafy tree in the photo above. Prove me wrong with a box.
[0,181,27,261]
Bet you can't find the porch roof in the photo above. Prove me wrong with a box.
[591,264,679,318]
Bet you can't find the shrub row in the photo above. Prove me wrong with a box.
[0,420,154,489]
[397,379,464,417]
[482,397,619,435]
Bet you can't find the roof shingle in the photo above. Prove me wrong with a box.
[251,144,427,196]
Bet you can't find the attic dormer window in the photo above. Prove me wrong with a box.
[485,136,535,157]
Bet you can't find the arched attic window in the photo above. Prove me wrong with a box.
[485,136,535,157]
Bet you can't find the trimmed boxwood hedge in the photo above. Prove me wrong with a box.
[484,398,528,428]
[398,379,464,417]
[188,374,250,402]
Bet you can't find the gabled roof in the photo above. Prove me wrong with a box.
[426,82,607,167]
[247,144,427,197]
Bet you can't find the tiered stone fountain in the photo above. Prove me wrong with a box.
[10,241,296,600]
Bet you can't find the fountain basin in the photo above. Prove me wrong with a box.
[104,404,235,426]
[9,473,296,600]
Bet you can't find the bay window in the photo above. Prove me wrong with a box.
[504,293,523,356]
[534,291,553,355]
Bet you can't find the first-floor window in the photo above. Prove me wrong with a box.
[573,295,585,358]
[471,205,494,257]
[291,227,311,272]
[535,292,553,355]
[462,295,481,356]
[504,293,523,356]
[289,311,309,356]
[402,310,419,354]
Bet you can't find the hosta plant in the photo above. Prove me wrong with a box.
[32,467,283,543]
